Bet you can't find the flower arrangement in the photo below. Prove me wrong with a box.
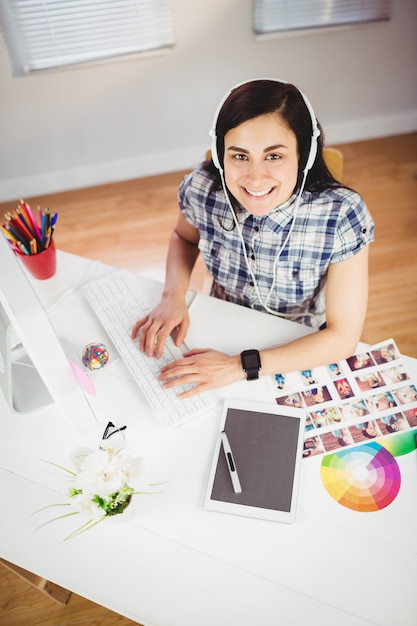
[36,434,157,540]
[67,445,142,518]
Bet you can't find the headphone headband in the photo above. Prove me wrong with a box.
[209,78,320,175]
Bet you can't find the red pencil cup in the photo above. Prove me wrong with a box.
[16,239,57,280]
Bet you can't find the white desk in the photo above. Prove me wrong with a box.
[1,251,416,626]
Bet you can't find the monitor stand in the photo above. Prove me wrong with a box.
[0,303,53,413]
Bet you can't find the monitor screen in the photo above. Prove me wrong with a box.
[0,234,97,432]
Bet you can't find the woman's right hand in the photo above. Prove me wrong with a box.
[131,293,190,359]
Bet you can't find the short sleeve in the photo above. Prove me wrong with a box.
[331,191,375,263]
[178,171,198,228]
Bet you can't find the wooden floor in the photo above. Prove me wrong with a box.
[0,132,416,625]
[0,563,139,626]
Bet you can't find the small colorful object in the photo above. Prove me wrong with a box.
[82,343,109,370]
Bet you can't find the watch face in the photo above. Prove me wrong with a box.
[245,352,261,369]
[241,350,261,381]
[242,350,261,370]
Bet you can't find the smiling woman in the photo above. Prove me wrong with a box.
[130,79,374,396]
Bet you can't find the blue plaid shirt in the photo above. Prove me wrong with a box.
[179,166,374,328]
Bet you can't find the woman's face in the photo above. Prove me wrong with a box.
[223,113,299,216]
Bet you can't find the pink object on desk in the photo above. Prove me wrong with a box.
[70,362,96,396]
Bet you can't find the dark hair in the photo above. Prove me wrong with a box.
[362,422,376,438]
[205,79,341,193]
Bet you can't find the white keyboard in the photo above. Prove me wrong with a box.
[82,270,215,428]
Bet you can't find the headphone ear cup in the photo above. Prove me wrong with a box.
[209,128,221,170]
[304,127,320,173]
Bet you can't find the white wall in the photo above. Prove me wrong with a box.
[0,0,416,202]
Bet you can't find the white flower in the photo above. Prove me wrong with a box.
[72,448,121,496]
[114,451,143,489]
[70,492,107,520]
[69,446,144,499]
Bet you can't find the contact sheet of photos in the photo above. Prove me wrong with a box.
[269,339,417,459]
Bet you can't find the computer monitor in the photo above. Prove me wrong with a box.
[0,234,97,432]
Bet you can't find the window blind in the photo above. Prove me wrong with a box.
[253,0,392,35]
[0,0,174,74]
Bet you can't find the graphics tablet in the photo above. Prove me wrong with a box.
[204,398,305,523]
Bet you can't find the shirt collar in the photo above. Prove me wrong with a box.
[234,191,300,232]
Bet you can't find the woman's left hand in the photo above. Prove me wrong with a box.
[158,348,243,398]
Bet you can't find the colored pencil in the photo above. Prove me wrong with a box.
[1,200,58,255]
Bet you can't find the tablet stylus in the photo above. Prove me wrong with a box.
[221,431,242,494]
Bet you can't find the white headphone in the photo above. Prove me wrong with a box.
[209,78,320,175]
[208,78,321,324]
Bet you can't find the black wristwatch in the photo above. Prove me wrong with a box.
[240,349,262,381]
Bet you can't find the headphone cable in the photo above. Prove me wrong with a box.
[218,169,318,323]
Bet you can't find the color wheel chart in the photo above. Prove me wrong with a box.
[320,429,417,512]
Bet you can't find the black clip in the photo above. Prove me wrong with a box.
[102,421,127,440]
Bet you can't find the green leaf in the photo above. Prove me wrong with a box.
[32,503,72,516]
[62,517,106,542]
[34,510,80,532]
[39,458,77,477]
